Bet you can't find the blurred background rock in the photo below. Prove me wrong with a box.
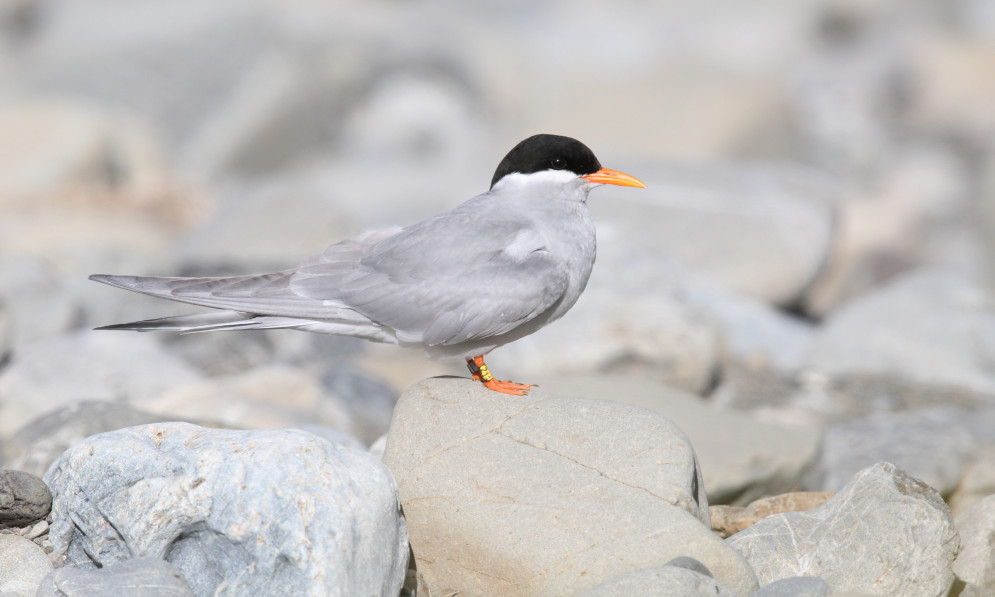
[1,0,994,505]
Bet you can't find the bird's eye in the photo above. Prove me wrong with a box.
[550,157,567,169]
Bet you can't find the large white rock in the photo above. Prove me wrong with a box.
[728,462,958,597]
[45,423,408,597]
[383,377,757,597]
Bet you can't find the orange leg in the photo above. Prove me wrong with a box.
[465,356,532,396]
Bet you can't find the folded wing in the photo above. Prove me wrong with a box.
[92,200,570,347]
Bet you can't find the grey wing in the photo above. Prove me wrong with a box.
[290,208,570,346]
[90,227,410,321]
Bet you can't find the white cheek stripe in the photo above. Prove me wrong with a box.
[492,169,580,190]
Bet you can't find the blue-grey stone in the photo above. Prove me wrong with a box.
[45,423,408,597]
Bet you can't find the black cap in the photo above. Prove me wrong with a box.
[490,134,602,188]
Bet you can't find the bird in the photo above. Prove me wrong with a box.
[90,134,646,395]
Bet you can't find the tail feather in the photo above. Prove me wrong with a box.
[94,310,305,333]
[95,310,395,342]
[88,273,360,320]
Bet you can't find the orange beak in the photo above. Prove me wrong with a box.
[581,168,647,188]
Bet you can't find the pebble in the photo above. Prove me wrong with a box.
[711,492,834,538]
[0,470,51,529]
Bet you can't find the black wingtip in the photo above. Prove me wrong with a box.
[89,274,118,286]
[92,323,144,331]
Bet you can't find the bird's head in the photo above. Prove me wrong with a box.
[489,134,646,197]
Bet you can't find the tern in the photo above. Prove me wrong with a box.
[91,134,646,395]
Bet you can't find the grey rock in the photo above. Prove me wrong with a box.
[802,407,976,495]
[383,377,758,597]
[37,557,194,597]
[0,331,202,439]
[0,401,175,478]
[574,566,738,597]
[45,423,407,597]
[952,494,995,596]
[0,534,53,597]
[17,518,49,542]
[806,267,995,395]
[750,576,831,597]
[728,462,958,597]
[519,374,820,505]
[0,470,50,528]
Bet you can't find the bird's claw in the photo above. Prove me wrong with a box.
[481,378,532,396]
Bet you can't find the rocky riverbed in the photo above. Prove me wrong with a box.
[2,0,995,595]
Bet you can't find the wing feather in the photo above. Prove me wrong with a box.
[289,198,569,346]
[93,195,572,347]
